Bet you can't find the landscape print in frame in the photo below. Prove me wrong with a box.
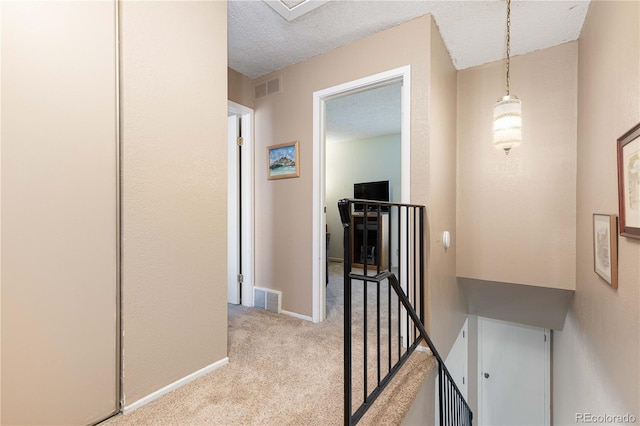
[593,214,618,289]
[617,123,640,238]
[267,141,299,180]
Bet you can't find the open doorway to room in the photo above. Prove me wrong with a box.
[312,66,411,323]
[324,82,403,264]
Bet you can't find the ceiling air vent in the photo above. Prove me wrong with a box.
[263,0,329,22]
[254,76,282,100]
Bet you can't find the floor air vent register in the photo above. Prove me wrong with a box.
[253,287,281,313]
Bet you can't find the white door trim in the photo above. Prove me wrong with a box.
[311,66,411,323]
[228,101,255,307]
[227,115,241,304]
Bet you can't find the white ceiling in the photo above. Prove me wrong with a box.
[228,0,590,79]
[228,0,590,142]
[325,82,402,144]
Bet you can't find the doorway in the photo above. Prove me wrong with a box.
[312,66,411,323]
[228,101,255,307]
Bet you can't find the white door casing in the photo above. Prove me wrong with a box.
[227,101,255,306]
[227,114,240,304]
[446,318,469,399]
[435,318,469,424]
[312,65,411,323]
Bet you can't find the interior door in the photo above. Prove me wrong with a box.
[479,318,550,425]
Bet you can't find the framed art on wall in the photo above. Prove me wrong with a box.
[267,141,299,180]
[617,122,640,238]
[593,214,618,289]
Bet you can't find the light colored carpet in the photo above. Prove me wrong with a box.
[102,262,435,426]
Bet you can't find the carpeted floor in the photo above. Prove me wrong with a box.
[102,262,434,426]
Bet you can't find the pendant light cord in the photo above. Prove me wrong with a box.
[506,0,511,96]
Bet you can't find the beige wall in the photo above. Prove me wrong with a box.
[253,16,430,317]
[1,2,118,424]
[426,21,466,354]
[252,15,465,354]
[554,1,640,422]
[457,42,578,291]
[325,134,401,260]
[120,1,228,404]
[228,67,254,109]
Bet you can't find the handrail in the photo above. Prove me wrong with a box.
[338,198,472,426]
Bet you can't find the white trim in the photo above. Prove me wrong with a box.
[122,358,229,414]
[227,115,241,304]
[311,66,411,324]
[228,101,255,308]
[281,310,313,322]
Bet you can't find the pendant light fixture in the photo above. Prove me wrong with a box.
[493,0,522,155]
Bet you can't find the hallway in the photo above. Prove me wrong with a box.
[102,262,433,425]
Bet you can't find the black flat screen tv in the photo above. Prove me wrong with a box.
[354,180,390,212]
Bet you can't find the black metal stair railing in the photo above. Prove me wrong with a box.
[337,198,472,426]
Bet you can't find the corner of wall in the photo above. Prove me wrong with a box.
[425,15,466,357]
[228,67,255,109]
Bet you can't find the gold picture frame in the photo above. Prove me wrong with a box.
[267,141,299,180]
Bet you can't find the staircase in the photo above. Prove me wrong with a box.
[338,199,472,426]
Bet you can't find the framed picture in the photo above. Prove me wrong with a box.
[617,122,640,238]
[593,214,618,288]
[267,141,299,180]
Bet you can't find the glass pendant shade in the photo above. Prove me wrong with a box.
[493,94,521,154]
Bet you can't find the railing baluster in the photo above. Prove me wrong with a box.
[376,205,381,276]
[412,208,417,343]
[363,204,368,274]
[448,377,452,425]
[376,278,381,385]
[339,199,472,426]
[404,207,409,345]
[397,283,401,362]
[338,199,353,426]
[419,207,425,329]
[396,205,401,360]
[438,364,444,426]
[388,270,392,374]
[387,206,392,273]
[363,267,368,404]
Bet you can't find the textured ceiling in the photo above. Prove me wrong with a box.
[325,82,402,144]
[228,0,590,79]
[229,0,590,143]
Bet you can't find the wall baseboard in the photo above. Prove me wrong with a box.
[416,345,433,356]
[122,357,229,414]
[281,309,313,322]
